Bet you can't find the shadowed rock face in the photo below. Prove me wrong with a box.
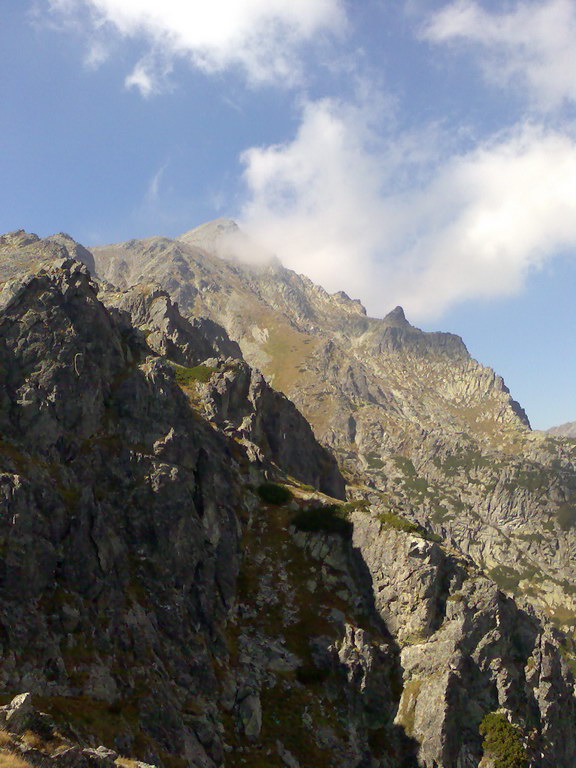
[0,257,245,765]
[0,229,575,768]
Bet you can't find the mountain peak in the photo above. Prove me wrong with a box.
[383,305,409,326]
[177,217,240,246]
[177,217,275,267]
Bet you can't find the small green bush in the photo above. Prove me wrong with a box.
[291,504,353,540]
[479,712,528,768]
[557,502,576,531]
[366,453,384,469]
[257,482,293,505]
[392,456,417,476]
[378,511,442,543]
[489,565,522,593]
[377,511,422,535]
[172,363,216,385]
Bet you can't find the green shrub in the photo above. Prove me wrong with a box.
[291,504,353,540]
[378,511,442,544]
[392,456,417,476]
[377,511,422,535]
[366,453,384,469]
[172,363,216,385]
[257,482,292,505]
[489,565,522,593]
[339,499,370,514]
[479,712,528,768]
[557,502,576,531]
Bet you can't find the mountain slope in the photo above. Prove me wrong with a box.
[547,421,576,438]
[1,228,575,768]
[90,221,576,630]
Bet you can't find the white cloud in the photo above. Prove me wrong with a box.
[124,54,173,96]
[239,99,576,319]
[421,0,576,111]
[46,0,346,94]
[144,162,167,203]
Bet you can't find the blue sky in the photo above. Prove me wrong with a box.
[1,0,575,429]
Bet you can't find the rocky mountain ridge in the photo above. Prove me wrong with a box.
[89,221,576,630]
[0,227,574,768]
[546,421,576,439]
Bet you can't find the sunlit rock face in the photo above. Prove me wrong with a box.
[0,227,574,768]
[92,221,576,626]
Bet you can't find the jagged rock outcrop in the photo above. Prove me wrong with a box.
[0,243,347,765]
[0,230,95,277]
[351,511,576,767]
[96,282,344,498]
[101,283,242,365]
[194,359,345,498]
[286,504,576,767]
[0,257,245,766]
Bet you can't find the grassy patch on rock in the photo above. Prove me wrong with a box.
[479,712,528,768]
[378,511,422,535]
[377,511,441,543]
[171,363,216,385]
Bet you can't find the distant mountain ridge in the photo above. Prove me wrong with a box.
[547,420,576,438]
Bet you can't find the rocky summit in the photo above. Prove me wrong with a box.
[0,224,574,768]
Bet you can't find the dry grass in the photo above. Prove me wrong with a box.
[20,732,44,750]
[259,318,319,395]
[0,733,12,748]
[19,729,70,756]
[116,758,140,768]
[0,752,33,768]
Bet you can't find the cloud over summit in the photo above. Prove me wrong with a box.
[240,100,576,319]
[42,0,576,321]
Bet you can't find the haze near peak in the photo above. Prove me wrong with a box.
[178,218,275,268]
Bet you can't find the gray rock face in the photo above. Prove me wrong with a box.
[0,256,244,765]
[351,512,576,767]
[0,231,95,278]
[101,282,242,365]
[0,228,574,768]
[97,282,344,498]
[195,359,345,498]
